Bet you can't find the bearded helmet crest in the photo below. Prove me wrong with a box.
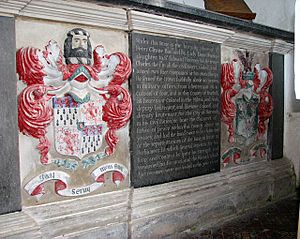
[64,28,92,65]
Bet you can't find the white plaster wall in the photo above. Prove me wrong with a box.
[285,112,300,186]
[284,52,300,186]
[292,4,300,185]
[244,0,295,32]
[169,0,295,28]
[295,0,300,100]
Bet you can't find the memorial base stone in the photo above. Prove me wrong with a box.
[0,158,295,239]
[130,158,295,238]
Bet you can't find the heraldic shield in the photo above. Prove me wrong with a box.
[221,59,273,145]
[235,94,259,139]
[221,53,273,167]
[53,96,106,159]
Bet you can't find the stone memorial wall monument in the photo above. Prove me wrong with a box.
[0,1,295,238]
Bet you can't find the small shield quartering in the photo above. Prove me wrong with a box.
[53,96,104,159]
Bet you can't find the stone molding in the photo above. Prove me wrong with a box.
[0,211,41,238]
[0,0,128,30]
[23,189,131,238]
[271,39,294,54]
[128,10,235,43]
[0,0,29,15]
[127,11,295,53]
[0,158,295,238]
[95,0,294,43]
[0,1,295,50]
[224,32,273,52]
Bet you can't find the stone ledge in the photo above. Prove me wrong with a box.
[92,0,294,42]
[128,10,234,43]
[223,33,272,52]
[0,0,29,15]
[0,1,295,53]
[0,211,41,239]
[130,158,295,238]
[0,0,128,30]
[24,189,131,238]
[271,39,294,54]
[0,159,295,238]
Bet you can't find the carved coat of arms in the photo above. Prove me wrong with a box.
[17,28,132,199]
[220,51,273,167]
